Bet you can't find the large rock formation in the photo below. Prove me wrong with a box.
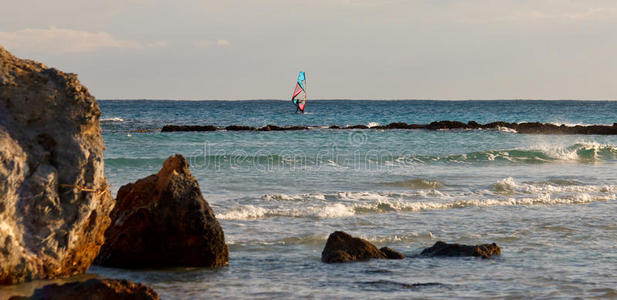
[321,231,404,263]
[9,278,159,300]
[420,241,501,259]
[0,46,114,284]
[95,154,229,268]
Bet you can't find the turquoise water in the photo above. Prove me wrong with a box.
[96,100,617,299]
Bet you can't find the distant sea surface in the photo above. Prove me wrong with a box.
[96,100,617,299]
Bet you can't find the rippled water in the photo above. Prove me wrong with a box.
[17,100,617,299]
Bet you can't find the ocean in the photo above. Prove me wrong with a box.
[96,100,617,299]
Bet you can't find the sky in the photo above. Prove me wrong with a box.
[0,0,616,100]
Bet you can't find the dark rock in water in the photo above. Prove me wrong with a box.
[386,122,410,129]
[258,125,308,131]
[161,125,217,132]
[159,121,617,134]
[321,231,403,263]
[0,46,114,284]
[380,247,405,259]
[481,121,514,129]
[346,125,369,129]
[257,125,280,131]
[467,121,480,128]
[225,125,255,131]
[427,121,467,130]
[420,241,501,259]
[9,278,158,300]
[95,154,229,268]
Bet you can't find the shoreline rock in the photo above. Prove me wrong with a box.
[0,46,114,284]
[321,231,404,263]
[420,241,501,259]
[156,121,617,135]
[94,154,229,268]
[9,278,159,300]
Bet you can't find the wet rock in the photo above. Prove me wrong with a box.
[0,46,114,284]
[225,125,255,131]
[427,121,467,130]
[161,125,217,132]
[420,241,501,259]
[321,231,403,263]
[95,154,229,268]
[380,247,405,259]
[257,125,308,131]
[346,125,369,129]
[159,121,617,134]
[9,278,158,300]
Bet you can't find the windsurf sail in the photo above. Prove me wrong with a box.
[291,71,307,112]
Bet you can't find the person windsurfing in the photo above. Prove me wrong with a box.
[291,71,307,113]
[295,98,305,113]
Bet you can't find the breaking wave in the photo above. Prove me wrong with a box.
[217,179,616,220]
[101,117,125,122]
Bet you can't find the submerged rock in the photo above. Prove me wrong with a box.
[95,154,229,268]
[321,231,404,263]
[420,241,501,259]
[0,46,114,284]
[10,278,158,300]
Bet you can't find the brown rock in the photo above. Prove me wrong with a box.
[420,241,501,258]
[321,231,403,263]
[380,247,405,259]
[0,46,114,284]
[94,154,229,268]
[9,278,158,300]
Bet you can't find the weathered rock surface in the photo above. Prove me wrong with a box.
[321,231,404,263]
[9,278,158,300]
[420,241,501,259]
[0,46,114,284]
[94,154,229,268]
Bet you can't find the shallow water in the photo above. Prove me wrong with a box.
[12,100,617,299]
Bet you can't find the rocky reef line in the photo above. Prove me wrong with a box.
[161,121,617,134]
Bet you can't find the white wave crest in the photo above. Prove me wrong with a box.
[367,122,380,128]
[217,183,615,220]
[101,117,124,122]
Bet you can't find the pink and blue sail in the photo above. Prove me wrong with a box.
[291,71,307,112]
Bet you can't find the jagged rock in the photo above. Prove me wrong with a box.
[420,241,501,259]
[9,278,158,300]
[0,46,114,284]
[321,231,403,263]
[94,154,229,268]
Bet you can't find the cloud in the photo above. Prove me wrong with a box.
[0,27,163,54]
[216,40,230,47]
[196,39,231,48]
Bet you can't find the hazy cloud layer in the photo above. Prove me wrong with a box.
[1,0,615,100]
